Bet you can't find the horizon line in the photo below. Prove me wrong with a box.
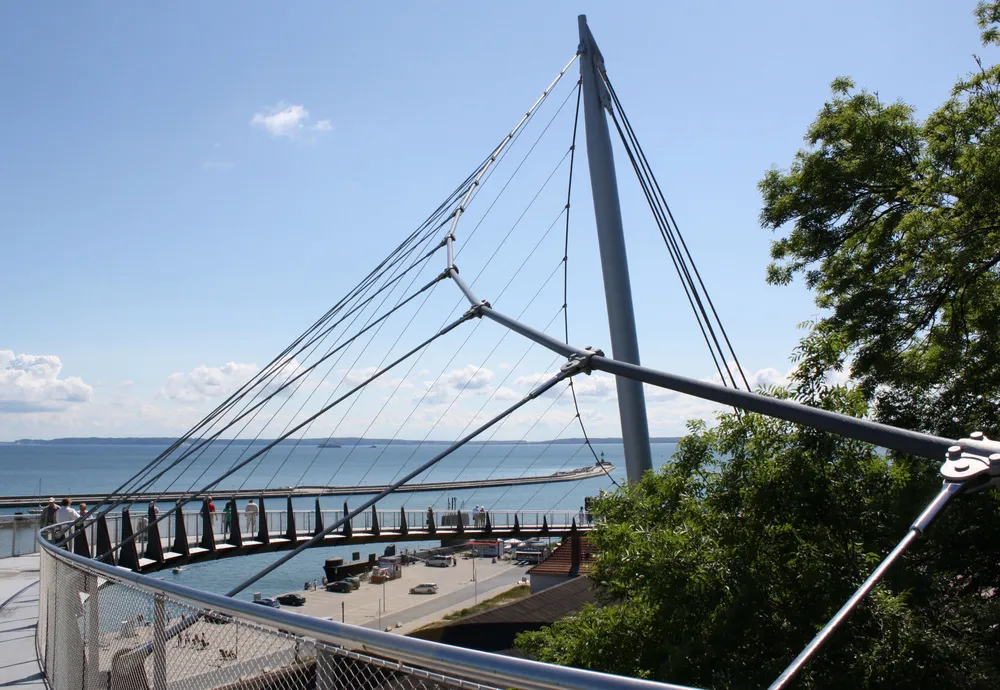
[2,435,684,446]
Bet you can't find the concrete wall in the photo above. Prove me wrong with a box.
[529,573,568,594]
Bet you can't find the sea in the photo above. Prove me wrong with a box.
[0,440,677,601]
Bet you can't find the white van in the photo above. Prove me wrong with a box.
[426,555,451,568]
[410,583,438,594]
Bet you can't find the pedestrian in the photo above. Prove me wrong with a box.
[245,499,259,532]
[56,498,80,524]
[472,505,480,528]
[40,498,58,528]
[578,506,586,524]
[150,501,159,518]
[426,506,433,529]
[78,503,88,516]
[223,502,232,532]
[136,515,148,547]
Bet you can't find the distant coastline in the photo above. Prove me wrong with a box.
[2,436,683,446]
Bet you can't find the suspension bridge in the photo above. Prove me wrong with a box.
[26,15,1000,690]
[64,502,589,574]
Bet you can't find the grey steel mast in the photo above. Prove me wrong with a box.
[578,15,653,481]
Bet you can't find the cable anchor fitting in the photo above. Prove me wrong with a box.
[462,303,485,321]
[560,347,603,376]
[940,431,1000,492]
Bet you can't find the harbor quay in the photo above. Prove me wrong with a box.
[272,552,531,633]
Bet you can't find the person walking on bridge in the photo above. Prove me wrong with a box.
[40,497,58,528]
[55,498,80,546]
[56,498,79,524]
[245,500,259,532]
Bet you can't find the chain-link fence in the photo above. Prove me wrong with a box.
[38,536,504,690]
[37,526,683,690]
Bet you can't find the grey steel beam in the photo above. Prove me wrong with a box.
[448,267,480,306]
[480,304,592,360]
[578,15,653,481]
[590,355,955,461]
[769,481,963,689]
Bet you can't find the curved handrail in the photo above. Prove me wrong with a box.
[36,524,695,690]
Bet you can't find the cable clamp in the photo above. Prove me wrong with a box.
[462,303,486,320]
[940,431,1000,491]
[560,347,603,376]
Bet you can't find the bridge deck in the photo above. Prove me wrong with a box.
[131,524,588,573]
[61,505,594,574]
[0,463,611,508]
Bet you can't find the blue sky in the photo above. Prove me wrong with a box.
[0,1,987,441]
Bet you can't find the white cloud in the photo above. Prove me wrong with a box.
[160,362,259,403]
[571,374,617,400]
[250,103,332,139]
[422,365,495,404]
[338,366,379,387]
[0,350,92,413]
[493,386,521,401]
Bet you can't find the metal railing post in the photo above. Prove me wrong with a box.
[49,567,59,688]
[152,593,167,690]
[85,573,100,690]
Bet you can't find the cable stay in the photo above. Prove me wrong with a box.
[599,70,751,393]
[89,310,477,561]
[224,360,587,597]
[81,57,589,558]
[239,238,452,497]
[72,182,465,526]
[48,21,1000,690]
[419,308,568,504]
[60,119,515,546]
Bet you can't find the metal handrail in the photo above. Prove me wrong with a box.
[36,525,696,690]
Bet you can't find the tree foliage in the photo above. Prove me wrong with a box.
[758,2,1000,438]
[517,380,1000,687]
[516,4,1000,687]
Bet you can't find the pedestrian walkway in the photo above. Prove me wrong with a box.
[0,554,44,689]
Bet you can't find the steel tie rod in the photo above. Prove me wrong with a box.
[770,436,1000,688]
[226,358,588,596]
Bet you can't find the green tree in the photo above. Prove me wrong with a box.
[518,379,1000,687]
[516,4,1000,687]
[758,1,1000,439]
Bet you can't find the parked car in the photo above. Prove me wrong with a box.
[252,597,281,608]
[410,583,438,595]
[426,556,451,568]
[326,580,353,593]
[276,593,306,607]
[342,576,361,590]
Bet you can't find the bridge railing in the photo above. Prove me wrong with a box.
[86,508,584,559]
[36,524,689,690]
[0,513,41,558]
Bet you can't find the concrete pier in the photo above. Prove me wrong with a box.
[0,463,611,509]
